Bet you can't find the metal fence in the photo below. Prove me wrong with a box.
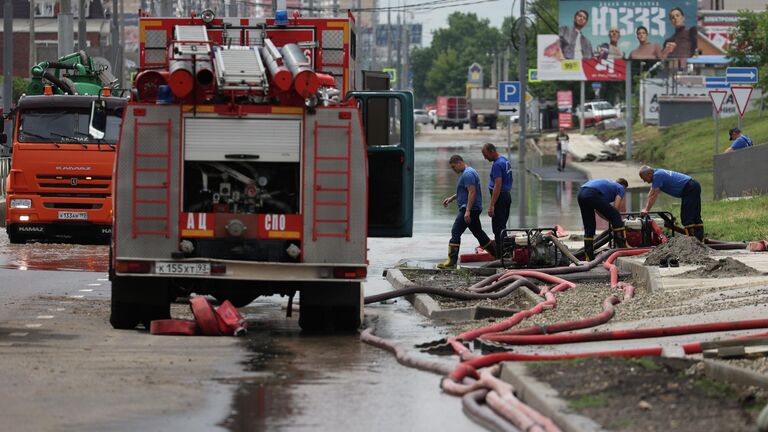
[0,156,9,199]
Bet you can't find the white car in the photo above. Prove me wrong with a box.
[575,101,618,126]
[413,109,430,125]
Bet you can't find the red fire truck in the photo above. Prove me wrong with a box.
[96,9,414,331]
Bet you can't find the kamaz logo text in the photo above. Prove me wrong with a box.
[56,166,93,171]
[18,226,44,232]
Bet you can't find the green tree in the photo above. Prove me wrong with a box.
[726,9,768,106]
[425,48,466,97]
[411,12,504,103]
[0,77,30,103]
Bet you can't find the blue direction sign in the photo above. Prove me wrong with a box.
[705,76,729,89]
[726,67,758,84]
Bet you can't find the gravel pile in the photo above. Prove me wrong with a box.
[678,257,762,279]
[644,236,713,266]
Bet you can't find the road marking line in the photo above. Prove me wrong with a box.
[80,289,94,292]
[25,324,43,328]
[9,332,28,337]
[97,278,108,281]
[87,283,102,287]
[37,315,55,319]
[69,295,85,299]
[54,308,65,311]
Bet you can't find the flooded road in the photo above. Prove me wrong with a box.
[0,126,676,431]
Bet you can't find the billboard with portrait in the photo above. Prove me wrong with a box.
[538,35,626,81]
[558,0,698,60]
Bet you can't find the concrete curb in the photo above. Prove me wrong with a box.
[615,256,662,293]
[384,268,541,320]
[702,359,768,390]
[499,362,608,432]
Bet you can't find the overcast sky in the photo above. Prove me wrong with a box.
[381,0,513,46]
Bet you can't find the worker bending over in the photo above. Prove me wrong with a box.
[639,165,703,241]
[577,178,629,260]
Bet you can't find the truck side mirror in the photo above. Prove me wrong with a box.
[89,100,107,140]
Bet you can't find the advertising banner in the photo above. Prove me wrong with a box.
[558,0,698,60]
[538,35,626,81]
[558,112,573,129]
[556,90,573,109]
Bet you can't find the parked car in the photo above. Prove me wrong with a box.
[574,101,618,126]
[413,109,430,125]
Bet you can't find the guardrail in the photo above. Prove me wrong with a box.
[0,156,9,200]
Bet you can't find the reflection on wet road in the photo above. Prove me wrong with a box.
[0,234,107,272]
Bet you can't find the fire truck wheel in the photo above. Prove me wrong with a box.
[110,301,143,329]
[298,283,362,332]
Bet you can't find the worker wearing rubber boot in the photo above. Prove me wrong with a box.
[577,178,629,261]
[639,166,703,241]
[438,155,496,269]
[481,143,513,259]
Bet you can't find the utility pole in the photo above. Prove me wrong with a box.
[119,0,125,86]
[3,0,13,156]
[29,0,37,67]
[395,10,402,90]
[228,0,236,16]
[625,60,633,161]
[78,0,86,51]
[386,5,391,67]
[518,1,527,226]
[111,0,120,87]
[404,16,410,90]
[59,0,74,57]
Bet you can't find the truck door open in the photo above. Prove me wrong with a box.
[348,91,414,237]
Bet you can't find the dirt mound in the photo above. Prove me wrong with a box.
[678,257,762,278]
[644,235,713,266]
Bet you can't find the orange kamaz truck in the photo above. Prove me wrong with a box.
[3,52,126,244]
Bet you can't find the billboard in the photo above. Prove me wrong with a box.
[558,0,698,60]
[538,35,626,81]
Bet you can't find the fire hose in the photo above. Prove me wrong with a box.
[480,318,768,345]
[364,275,540,305]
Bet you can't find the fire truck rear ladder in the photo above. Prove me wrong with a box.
[312,121,352,241]
[132,119,172,239]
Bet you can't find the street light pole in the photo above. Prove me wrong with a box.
[3,0,12,156]
[58,0,75,57]
[518,2,527,227]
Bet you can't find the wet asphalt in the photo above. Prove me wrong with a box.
[0,127,621,431]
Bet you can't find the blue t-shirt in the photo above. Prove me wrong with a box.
[651,169,691,198]
[582,179,625,204]
[456,166,483,211]
[489,156,513,193]
[730,135,753,151]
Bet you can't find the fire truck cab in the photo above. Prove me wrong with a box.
[104,10,413,331]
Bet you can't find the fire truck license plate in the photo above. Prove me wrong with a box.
[58,211,88,220]
[155,262,210,275]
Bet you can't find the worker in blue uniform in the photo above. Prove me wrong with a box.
[639,165,703,241]
[481,143,513,259]
[577,178,629,260]
[725,127,753,153]
[437,154,496,269]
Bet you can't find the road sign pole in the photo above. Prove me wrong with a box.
[625,60,633,161]
[713,106,719,156]
[518,0,527,227]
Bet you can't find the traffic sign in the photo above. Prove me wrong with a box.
[528,69,541,83]
[731,85,753,117]
[708,90,727,114]
[726,67,758,84]
[498,81,521,112]
[705,76,729,89]
[468,63,483,85]
[382,68,397,84]
[591,82,602,89]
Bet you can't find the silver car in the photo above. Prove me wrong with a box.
[413,109,430,125]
